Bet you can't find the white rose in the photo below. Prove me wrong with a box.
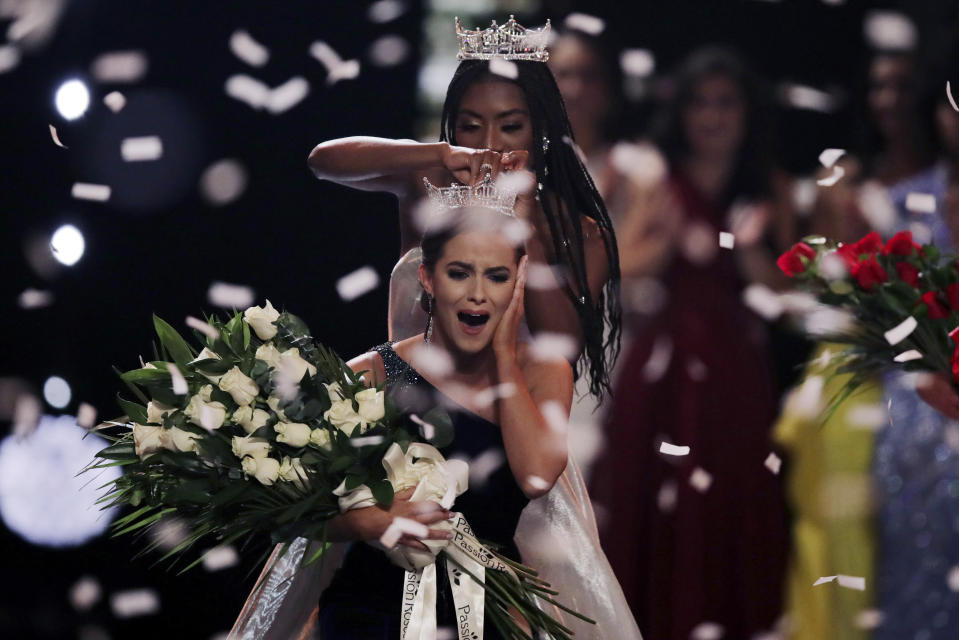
[233,406,271,434]
[278,456,309,490]
[324,398,366,435]
[232,435,271,459]
[242,455,281,486]
[189,347,224,383]
[324,382,346,402]
[279,348,317,383]
[267,396,289,422]
[255,343,283,369]
[218,366,260,406]
[146,400,175,425]
[274,422,312,448]
[310,427,332,450]
[355,388,385,424]
[165,427,200,453]
[184,385,227,430]
[243,300,280,340]
[133,423,166,458]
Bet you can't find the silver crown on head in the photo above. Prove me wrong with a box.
[455,15,551,62]
[423,174,518,217]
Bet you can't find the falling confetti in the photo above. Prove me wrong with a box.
[718,231,735,249]
[167,364,188,396]
[266,77,310,114]
[620,49,655,77]
[367,0,407,23]
[642,335,673,382]
[336,265,380,301]
[71,182,111,202]
[659,442,690,456]
[90,50,148,83]
[380,516,429,549]
[225,74,270,109]
[17,288,53,309]
[103,90,126,112]
[948,81,959,112]
[838,575,866,590]
[689,467,713,493]
[200,159,247,206]
[309,41,360,85]
[121,136,163,162]
[350,435,386,447]
[680,221,719,265]
[779,82,837,113]
[473,383,517,408]
[367,35,410,67]
[201,545,240,571]
[110,588,160,618]
[207,281,255,309]
[0,45,21,74]
[893,350,922,363]
[563,12,605,35]
[524,262,563,291]
[657,480,678,512]
[489,57,518,79]
[528,332,578,363]
[904,192,936,214]
[690,622,725,640]
[538,401,569,435]
[408,343,454,378]
[229,30,269,67]
[69,575,102,612]
[789,375,824,419]
[686,357,708,381]
[468,449,506,489]
[854,609,884,630]
[816,165,845,187]
[884,316,917,345]
[185,316,219,340]
[947,565,959,591]
[818,148,845,168]
[49,124,67,148]
[742,284,784,320]
[764,452,782,474]
[863,10,917,51]
[409,414,435,440]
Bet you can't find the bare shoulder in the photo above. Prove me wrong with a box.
[390,335,425,363]
[516,343,574,407]
[346,350,387,387]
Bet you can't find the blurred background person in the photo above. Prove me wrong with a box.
[589,46,792,640]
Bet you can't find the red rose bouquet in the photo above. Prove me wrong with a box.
[778,231,959,408]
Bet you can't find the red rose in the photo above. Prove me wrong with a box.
[854,231,883,255]
[776,242,816,276]
[922,291,950,319]
[896,262,920,287]
[854,255,887,290]
[947,283,959,310]
[884,230,921,256]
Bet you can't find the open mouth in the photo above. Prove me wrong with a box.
[457,311,490,328]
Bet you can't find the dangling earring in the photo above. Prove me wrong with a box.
[424,294,434,344]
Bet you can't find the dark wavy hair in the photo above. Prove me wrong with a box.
[652,46,774,205]
[439,59,621,398]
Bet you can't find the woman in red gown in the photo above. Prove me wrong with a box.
[590,47,792,639]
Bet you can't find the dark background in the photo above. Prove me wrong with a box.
[0,0,955,637]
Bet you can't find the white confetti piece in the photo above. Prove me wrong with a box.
[539,400,569,435]
[813,575,837,586]
[49,124,67,148]
[609,142,666,185]
[18,288,53,309]
[202,545,239,571]
[659,442,690,456]
[408,343,454,378]
[150,517,189,551]
[200,159,247,206]
[905,192,936,214]
[764,452,782,474]
[368,35,410,67]
[857,181,898,235]
[266,77,310,115]
[76,403,97,429]
[12,394,41,438]
[893,349,922,363]
[380,516,429,549]
[186,316,219,340]
[819,251,848,280]
[410,414,435,440]
[686,357,708,381]
[948,565,959,591]
[779,82,837,113]
[620,49,655,77]
[884,316,917,345]
[818,148,845,168]
[837,575,866,590]
[803,305,855,336]
[225,74,270,109]
[689,467,712,493]
[468,449,505,488]
[792,178,818,214]
[350,435,385,447]
[336,266,380,301]
[0,44,21,74]
[121,136,163,162]
[309,41,360,85]
[864,10,917,51]
[789,375,824,419]
[690,622,725,640]
[680,221,719,265]
[524,262,563,291]
[564,12,605,35]
[207,281,255,309]
[69,575,102,612]
[71,182,111,202]
[229,30,269,67]
[642,335,673,382]
[90,50,148,83]
[657,480,678,512]
[167,364,188,396]
[948,81,959,113]
[855,609,884,630]
[525,475,550,492]
[742,284,784,320]
[909,221,932,245]
[103,91,126,112]
[367,0,406,23]
[529,332,578,362]
[110,588,160,618]
[718,231,735,249]
[816,165,845,187]
[473,383,517,408]
[489,57,518,79]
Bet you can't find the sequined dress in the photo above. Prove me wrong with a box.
[317,343,529,639]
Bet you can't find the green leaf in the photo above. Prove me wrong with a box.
[370,480,394,507]
[117,395,149,424]
[121,368,172,384]
[330,456,352,473]
[99,441,136,460]
[153,315,196,367]
[421,407,454,448]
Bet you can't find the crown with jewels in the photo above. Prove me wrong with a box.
[423,174,518,217]
[455,15,551,62]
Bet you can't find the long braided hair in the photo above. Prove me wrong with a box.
[439,59,622,398]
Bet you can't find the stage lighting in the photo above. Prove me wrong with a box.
[50,223,85,266]
[55,78,90,120]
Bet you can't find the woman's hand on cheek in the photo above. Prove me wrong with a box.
[492,255,528,364]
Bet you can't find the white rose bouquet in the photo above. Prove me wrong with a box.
[87,303,591,639]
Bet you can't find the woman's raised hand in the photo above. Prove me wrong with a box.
[492,255,529,364]
[335,487,452,551]
[442,146,529,186]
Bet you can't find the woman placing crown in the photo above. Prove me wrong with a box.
[308,16,620,401]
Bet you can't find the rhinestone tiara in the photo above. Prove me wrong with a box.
[455,15,551,62]
[423,174,518,217]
